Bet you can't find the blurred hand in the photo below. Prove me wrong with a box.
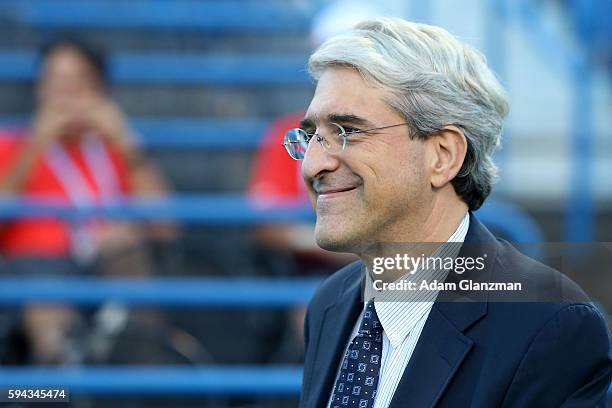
[79,96,134,152]
[31,100,80,150]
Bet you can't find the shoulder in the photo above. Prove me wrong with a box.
[492,239,591,303]
[463,221,606,342]
[474,238,611,404]
[500,300,611,406]
[487,240,609,364]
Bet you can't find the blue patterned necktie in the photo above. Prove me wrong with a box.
[331,300,383,408]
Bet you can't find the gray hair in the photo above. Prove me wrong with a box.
[308,17,509,211]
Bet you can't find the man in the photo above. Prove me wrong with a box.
[283,18,612,407]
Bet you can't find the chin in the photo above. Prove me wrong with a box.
[314,223,361,253]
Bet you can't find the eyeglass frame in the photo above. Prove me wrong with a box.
[282,122,411,160]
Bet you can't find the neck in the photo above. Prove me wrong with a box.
[360,200,468,284]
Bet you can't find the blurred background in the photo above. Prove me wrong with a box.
[0,0,609,407]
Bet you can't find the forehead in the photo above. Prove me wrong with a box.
[43,47,96,76]
[305,66,398,125]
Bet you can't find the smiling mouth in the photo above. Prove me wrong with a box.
[317,186,358,197]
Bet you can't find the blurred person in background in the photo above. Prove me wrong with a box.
[0,38,176,365]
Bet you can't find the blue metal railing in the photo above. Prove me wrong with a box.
[0,0,313,32]
[130,118,268,149]
[0,51,311,85]
[0,276,321,308]
[0,195,314,224]
[0,366,303,396]
[0,116,270,149]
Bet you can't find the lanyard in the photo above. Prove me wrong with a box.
[45,135,123,263]
[46,135,122,206]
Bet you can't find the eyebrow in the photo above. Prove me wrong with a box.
[299,113,373,129]
[328,113,372,127]
[299,118,315,129]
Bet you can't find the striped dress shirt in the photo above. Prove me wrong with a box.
[327,212,470,408]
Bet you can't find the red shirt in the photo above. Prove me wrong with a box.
[0,128,131,258]
[248,112,308,204]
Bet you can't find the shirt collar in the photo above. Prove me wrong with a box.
[365,212,470,348]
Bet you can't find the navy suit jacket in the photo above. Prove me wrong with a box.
[300,215,612,407]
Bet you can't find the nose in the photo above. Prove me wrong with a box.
[300,134,341,183]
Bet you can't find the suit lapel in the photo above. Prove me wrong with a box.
[388,306,475,408]
[307,270,363,408]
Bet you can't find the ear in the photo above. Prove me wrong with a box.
[428,125,467,188]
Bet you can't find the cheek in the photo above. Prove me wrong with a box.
[365,144,428,203]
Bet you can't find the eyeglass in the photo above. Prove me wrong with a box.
[282,122,410,160]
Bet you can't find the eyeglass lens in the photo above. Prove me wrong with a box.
[283,123,346,160]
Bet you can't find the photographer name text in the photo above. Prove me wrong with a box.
[372,279,522,292]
